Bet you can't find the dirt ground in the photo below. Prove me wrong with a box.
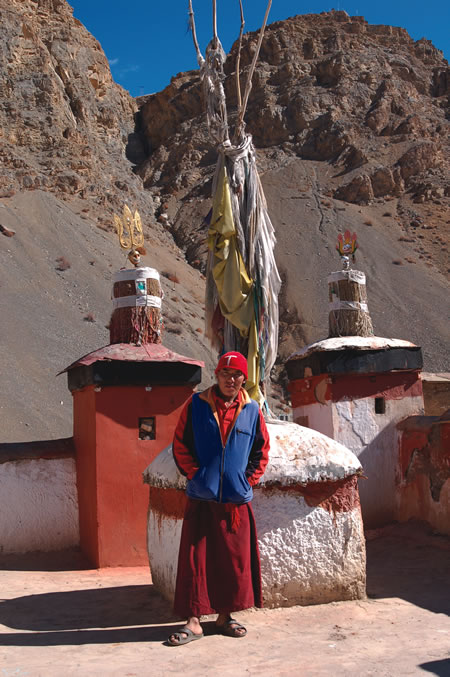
[1,185,449,444]
[0,521,449,677]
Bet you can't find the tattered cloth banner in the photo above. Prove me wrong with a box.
[206,152,280,404]
[329,301,369,312]
[328,270,366,284]
[112,295,162,309]
[200,33,281,405]
[113,266,161,285]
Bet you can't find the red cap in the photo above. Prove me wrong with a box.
[215,351,248,379]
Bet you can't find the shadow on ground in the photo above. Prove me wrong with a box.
[0,576,222,649]
[365,520,450,616]
[419,658,450,676]
[0,625,169,647]
[0,619,222,648]
[1,520,449,652]
[0,585,172,633]
[0,548,91,572]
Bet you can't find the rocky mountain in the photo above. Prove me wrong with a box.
[137,9,449,375]
[0,0,215,442]
[0,0,150,212]
[0,1,448,441]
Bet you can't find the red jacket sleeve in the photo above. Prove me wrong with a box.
[246,409,270,486]
[172,396,199,480]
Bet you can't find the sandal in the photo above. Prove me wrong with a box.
[167,626,204,646]
[217,618,247,638]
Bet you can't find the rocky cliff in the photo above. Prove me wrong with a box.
[138,11,449,277]
[137,10,449,378]
[0,2,448,440]
[0,0,214,441]
[0,0,151,213]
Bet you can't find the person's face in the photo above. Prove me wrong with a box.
[216,367,245,400]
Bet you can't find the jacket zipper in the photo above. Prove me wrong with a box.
[218,442,225,502]
[216,402,246,503]
[219,428,248,502]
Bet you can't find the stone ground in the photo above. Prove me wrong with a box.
[0,522,449,677]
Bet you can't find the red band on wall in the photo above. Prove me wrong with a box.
[289,371,422,407]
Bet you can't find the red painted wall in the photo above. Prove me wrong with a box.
[396,415,450,535]
[73,387,99,566]
[73,383,194,567]
[289,371,423,409]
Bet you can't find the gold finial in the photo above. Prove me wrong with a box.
[336,230,358,270]
[114,205,145,267]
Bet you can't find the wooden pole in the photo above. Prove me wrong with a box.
[212,0,218,47]
[235,0,245,113]
[237,0,272,133]
[188,0,204,65]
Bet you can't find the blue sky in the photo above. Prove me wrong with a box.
[69,1,449,97]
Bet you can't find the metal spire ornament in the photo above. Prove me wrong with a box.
[110,205,163,345]
[336,230,358,270]
[114,205,145,267]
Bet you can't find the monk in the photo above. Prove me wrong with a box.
[168,351,270,646]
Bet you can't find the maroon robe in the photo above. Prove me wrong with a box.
[173,499,262,617]
[172,387,269,617]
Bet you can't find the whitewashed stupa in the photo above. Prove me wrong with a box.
[144,420,366,608]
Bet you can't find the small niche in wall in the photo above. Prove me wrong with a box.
[296,415,309,427]
[374,397,386,415]
[139,417,156,440]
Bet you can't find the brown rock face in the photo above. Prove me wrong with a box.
[137,10,449,208]
[396,143,441,182]
[135,9,449,382]
[0,0,155,221]
[0,4,448,436]
[370,167,397,198]
[0,0,215,441]
[335,174,374,204]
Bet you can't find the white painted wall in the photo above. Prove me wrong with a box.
[332,395,424,527]
[292,402,334,439]
[0,458,79,554]
[146,487,366,608]
[253,488,366,607]
[147,513,183,601]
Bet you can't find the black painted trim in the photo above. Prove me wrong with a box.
[67,361,202,392]
[286,347,423,380]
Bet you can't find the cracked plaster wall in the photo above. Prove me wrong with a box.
[147,484,366,608]
[333,396,424,527]
[292,395,426,527]
[254,488,366,606]
[292,402,334,439]
[396,417,450,535]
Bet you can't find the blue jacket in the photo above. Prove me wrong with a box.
[173,387,268,505]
